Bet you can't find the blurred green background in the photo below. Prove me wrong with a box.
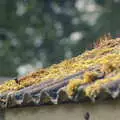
[0,0,120,77]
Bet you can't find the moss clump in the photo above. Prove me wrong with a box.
[66,79,84,96]
[101,63,115,75]
[0,80,24,93]
[66,71,98,96]
[83,71,98,83]
[84,73,120,98]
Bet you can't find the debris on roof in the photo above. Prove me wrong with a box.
[1,35,120,109]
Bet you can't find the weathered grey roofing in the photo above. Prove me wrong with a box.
[0,67,120,109]
[1,37,120,109]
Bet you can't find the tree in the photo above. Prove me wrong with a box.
[0,0,119,76]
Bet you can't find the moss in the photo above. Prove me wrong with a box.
[0,80,24,93]
[100,63,115,74]
[84,73,120,98]
[66,79,84,96]
[83,71,98,83]
[0,37,120,94]
[66,71,98,96]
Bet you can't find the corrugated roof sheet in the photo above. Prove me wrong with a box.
[1,36,120,109]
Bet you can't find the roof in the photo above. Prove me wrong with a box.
[1,36,120,109]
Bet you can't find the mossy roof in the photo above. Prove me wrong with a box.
[1,36,120,109]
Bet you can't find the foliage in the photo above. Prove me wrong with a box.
[0,0,120,76]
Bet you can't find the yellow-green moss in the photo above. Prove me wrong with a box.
[66,79,84,96]
[0,38,120,94]
[85,73,120,98]
[66,71,98,96]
